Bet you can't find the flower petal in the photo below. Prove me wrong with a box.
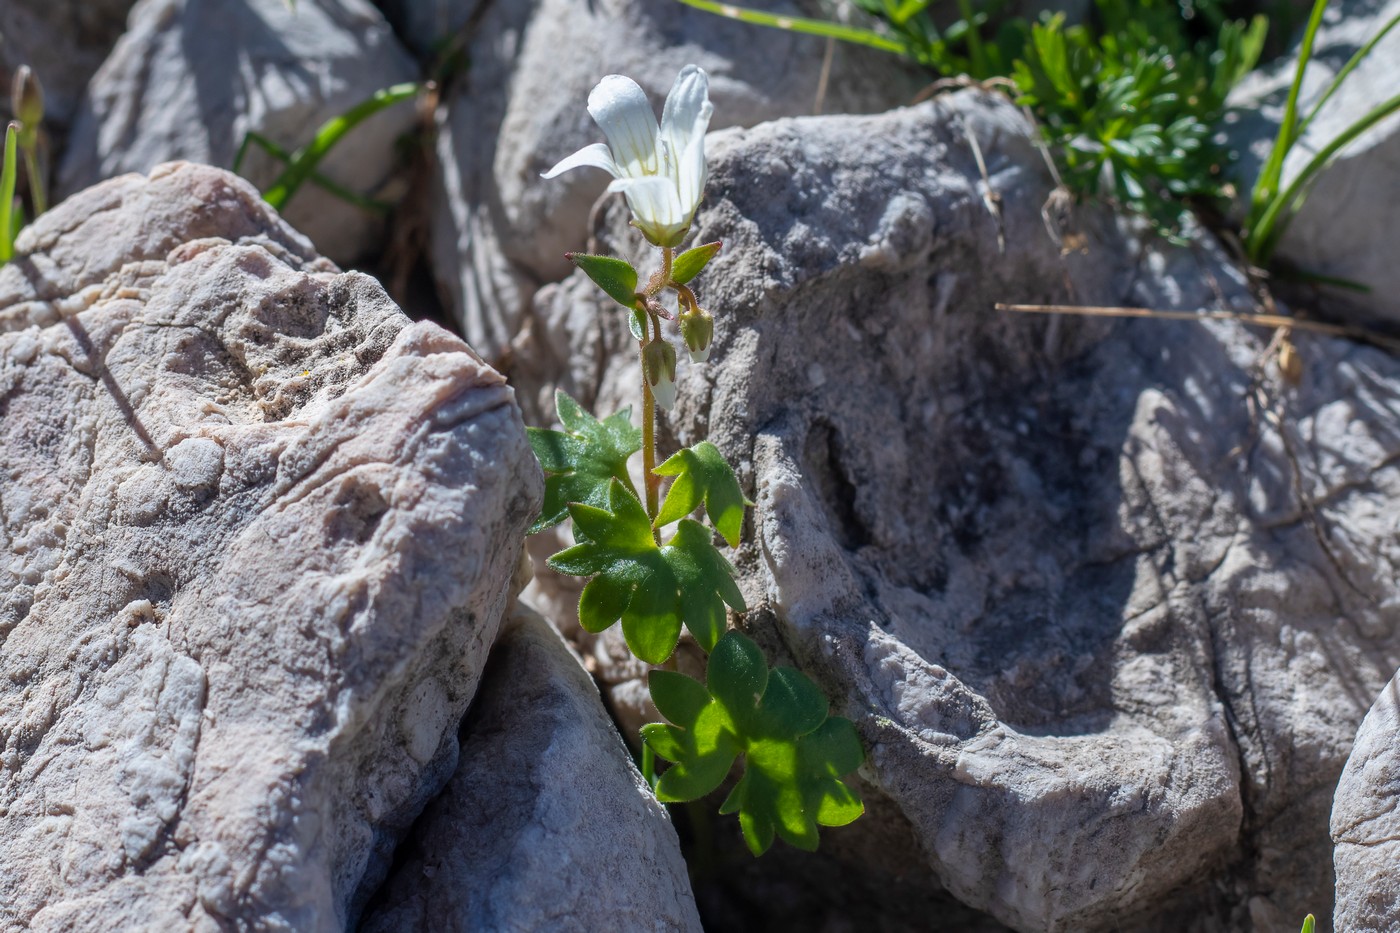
[589,75,661,178]
[660,66,711,162]
[609,176,688,247]
[660,65,713,211]
[541,142,621,180]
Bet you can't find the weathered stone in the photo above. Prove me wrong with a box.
[360,603,701,932]
[1333,670,1400,931]
[519,91,1400,930]
[1224,0,1400,323]
[58,0,418,266]
[427,0,923,359]
[0,162,541,930]
[0,0,137,130]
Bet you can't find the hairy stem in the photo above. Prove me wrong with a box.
[641,336,659,539]
[640,247,674,541]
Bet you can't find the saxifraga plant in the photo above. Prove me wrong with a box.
[530,65,866,856]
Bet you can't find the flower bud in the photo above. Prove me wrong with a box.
[679,310,713,363]
[642,339,678,410]
[11,66,43,134]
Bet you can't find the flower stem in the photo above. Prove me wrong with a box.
[640,336,659,538]
[640,247,673,541]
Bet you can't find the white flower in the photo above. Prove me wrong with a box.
[542,66,713,249]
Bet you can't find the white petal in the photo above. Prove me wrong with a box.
[588,75,661,178]
[650,373,677,410]
[660,65,712,178]
[608,176,688,247]
[541,142,620,180]
[676,128,708,220]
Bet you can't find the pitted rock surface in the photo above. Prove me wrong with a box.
[427,0,923,359]
[361,604,702,933]
[518,91,1400,931]
[1332,669,1400,931]
[0,162,541,930]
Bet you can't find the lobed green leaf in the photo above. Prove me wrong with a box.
[528,390,640,533]
[654,440,750,546]
[546,481,745,663]
[643,631,865,856]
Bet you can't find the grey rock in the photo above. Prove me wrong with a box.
[374,0,487,58]
[1333,670,1400,931]
[0,0,137,130]
[519,91,1400,931]
[428,0,924,359]
[58,0,419,266]
[0,162,541,930]
[360,603,702,933]
[1223,0,1400,322]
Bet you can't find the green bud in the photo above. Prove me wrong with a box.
[642,340,678,410]
[10,66,43,135]
[679,310,713,363]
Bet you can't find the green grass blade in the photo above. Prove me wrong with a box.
[955,0,989,78]
[237,131,392,213]
[1247,0,1329,228]
[22,145,46,216]
[673,0,907,55]
[262,82,419,211]
[1248,91,1400,263]
[0,123,17,263]
[1297,10,1400,138]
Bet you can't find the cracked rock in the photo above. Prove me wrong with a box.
[517,90,1400,931]
[0,162,540,930]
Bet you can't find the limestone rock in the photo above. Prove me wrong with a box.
[58,0,419,266]
[0,162,541,930]
[519,91,1400,931]
[1332,670,1400,931]
[1223,0,1400,323]
[427,0,923,359]
[360,604,702,933]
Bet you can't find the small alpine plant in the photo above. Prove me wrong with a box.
[532,65,866,856]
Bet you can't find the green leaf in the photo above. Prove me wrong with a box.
[643,631,865,856]
[546,481,746,662]
[527,391,640,533]
[670,240,722,285]
[567,252,641,309]
[654,441,749,547]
